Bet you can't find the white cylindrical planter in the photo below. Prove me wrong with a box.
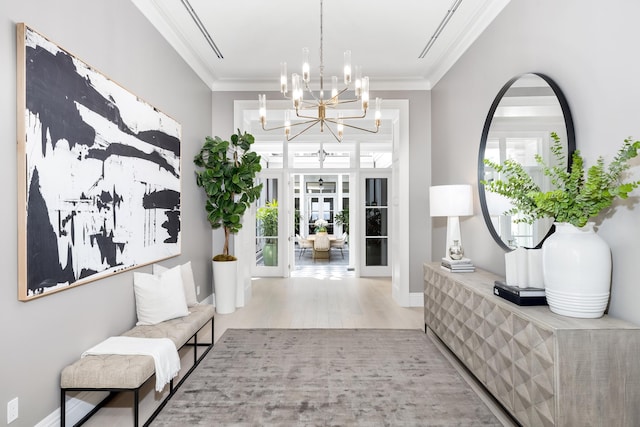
[542,222,611,318]
[212,260,237,314]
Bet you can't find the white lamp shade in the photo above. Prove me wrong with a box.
[429,185,473,217]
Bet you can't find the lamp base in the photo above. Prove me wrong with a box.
[444,216,463,259]
[448,240,464,260]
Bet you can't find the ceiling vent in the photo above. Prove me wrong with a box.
[419,0,463,59]
[181,0,224,59]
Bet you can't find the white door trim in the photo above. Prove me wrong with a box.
[234,99,411,307]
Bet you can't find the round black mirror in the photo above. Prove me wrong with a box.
[478,73,575,251]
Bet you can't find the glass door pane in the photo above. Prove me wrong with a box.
[307,195,336,235]
[256,178,279,267]
[308,197,319,235]
[323,197,335,235]
[364,178,388,266]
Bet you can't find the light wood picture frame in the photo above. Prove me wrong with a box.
[16,24,182,301]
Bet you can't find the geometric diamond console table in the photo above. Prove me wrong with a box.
[424,262,640,426]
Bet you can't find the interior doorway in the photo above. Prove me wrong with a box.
[250,170,392,279]
[291,173,352,277]
[234,99,411,307]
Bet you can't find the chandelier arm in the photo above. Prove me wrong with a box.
[325,108,367,119]
[322,121,343,142]
[330,99,363,106]
[325,111,368,120]
[294,109,325,120]
[289,119,322,128]
[286,120,322,141]
[261,119,318,132]
[325,119,380,134]
[327,86,351,104]
[302,82,355,106]
[297,101,322,109]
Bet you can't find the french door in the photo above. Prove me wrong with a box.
[307,196,335,235]
[252,173,286,277]
[360,173,391,276]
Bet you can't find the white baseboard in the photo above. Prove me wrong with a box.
[36,391,108,427]
[409,291,424,307]
[201,293,214,305]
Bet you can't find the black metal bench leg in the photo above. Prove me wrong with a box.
[134,388,139,427]
[193,333,198,365]
[60,390,66,427]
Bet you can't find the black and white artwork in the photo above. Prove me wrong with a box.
[17,24,181,300]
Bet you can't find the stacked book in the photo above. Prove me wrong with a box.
[440,257,475,273]
[493,280,547,306]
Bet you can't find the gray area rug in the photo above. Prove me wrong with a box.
[152,329,503,426]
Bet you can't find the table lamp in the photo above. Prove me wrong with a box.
[429,184,473,260]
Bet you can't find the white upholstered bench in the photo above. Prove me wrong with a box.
[60,304,215,427]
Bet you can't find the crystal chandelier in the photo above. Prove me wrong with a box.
[258,0,381,142]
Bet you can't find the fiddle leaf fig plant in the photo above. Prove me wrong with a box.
[483,132,640,228]
[194,130,263,261]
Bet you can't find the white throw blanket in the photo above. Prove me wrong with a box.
[82,337,180,392]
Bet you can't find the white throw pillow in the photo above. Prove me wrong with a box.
[133,265,189,325]
[153,262,198,306]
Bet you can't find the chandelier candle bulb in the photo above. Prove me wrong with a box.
[280,62,288,93]
[355,65,362,97]
[375,97,382,126]
[292,73,302,107]
[337,114,344,140]
[258,94,266,124]
[284,110,291,137]
[302,48,310,82]
[344,50,352,84]
[361,76,370,110]
[331,76,338,101]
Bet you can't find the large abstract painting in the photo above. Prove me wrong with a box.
[16,24,181,301]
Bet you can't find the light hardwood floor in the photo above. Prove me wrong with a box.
[213,275,424,343]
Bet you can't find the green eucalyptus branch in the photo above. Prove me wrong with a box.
[482,132,640,228]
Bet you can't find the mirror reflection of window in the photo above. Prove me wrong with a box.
[485,135,556,247]
[479,73,575,250]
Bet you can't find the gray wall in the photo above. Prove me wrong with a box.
[0,1,213,425]
[211,90,431,294]
[432,0,640,324]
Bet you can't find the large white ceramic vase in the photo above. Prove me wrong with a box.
[542,222,611,318]
[212,259,238,314]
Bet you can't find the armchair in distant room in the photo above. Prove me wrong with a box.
[296,234,313,259]
[330,232,347,259]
